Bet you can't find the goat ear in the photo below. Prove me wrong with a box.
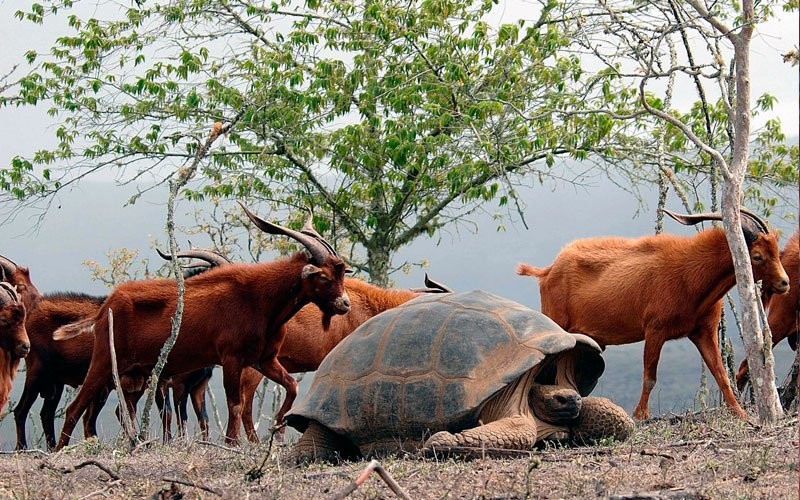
[302,264,322,280]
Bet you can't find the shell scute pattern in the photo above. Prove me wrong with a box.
[288,290,582,443]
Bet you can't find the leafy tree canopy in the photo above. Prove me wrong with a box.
[2,0,795,285]
[0,0,645,284]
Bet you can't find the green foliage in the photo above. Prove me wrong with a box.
[1,0,636,284]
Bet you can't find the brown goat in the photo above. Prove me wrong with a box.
[14,292,106,450]
[15,250,231,449]
[735,230,799,391]
[53,206,350,449]
[0,282,29,413]
[150,248,230,441]
[516,209,789,420]
[238,277,446,441]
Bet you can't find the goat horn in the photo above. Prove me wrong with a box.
[424,273,453,293]
[0,282,19,306]
[238,202,333,265]
[738,207,769,234]
[156,248,232,267]
[0,255,18,282]
[662,207,770,234]
[299,210,340,257]
[661,209,721,226]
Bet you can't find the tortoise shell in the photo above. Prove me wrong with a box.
[286,290,604,445]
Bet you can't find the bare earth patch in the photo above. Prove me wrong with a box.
[0,409,796,499]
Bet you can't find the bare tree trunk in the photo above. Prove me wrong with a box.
[794,160,800,413]
[717,0,781,423]
[139,115,244,439]
[109,309,137,447]
[673,0,783,423]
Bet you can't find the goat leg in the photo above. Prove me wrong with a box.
[221,357,245,445]
[255,357,298,435]
[239,368,263,443]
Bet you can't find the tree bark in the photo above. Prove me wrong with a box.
[367,244,391,287]
[139,115,243,438]
[680,0,782,423]
[720,1,782,423]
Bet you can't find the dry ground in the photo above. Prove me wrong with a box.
[0,409,796,499]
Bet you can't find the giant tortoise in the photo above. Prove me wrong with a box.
[286,290,633,463]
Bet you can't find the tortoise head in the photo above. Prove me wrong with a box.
[529,384,582,423]
[527,333,606,424]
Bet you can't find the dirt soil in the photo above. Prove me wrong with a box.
[0,409,796,499]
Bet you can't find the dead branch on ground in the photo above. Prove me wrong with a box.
[329,459,411,500]
[39,459,120,481]
[162,476,223,496]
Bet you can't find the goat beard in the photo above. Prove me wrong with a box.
[321,313,333,331]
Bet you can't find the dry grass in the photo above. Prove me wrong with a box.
[0,409,796,499]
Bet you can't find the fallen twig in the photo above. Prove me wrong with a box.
[162,476,223,496]
[329,459,411,500]
[244,423,286,482]
[39,459,120,481]
[609,487,704,499]
[196,440,244,454]
[131,437,160,453]
[641,448,677,460]
[662,439,713,448]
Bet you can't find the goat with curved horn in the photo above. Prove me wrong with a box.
[0,280,30,413]
[54,203,350,449]
[518,206,789,420]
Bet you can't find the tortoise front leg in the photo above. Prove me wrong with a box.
[424,415,538,451]
[288,421,359,465]
[570,396,634,445]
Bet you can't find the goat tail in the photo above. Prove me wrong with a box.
[53,318,95,340]
[516,262,549,278]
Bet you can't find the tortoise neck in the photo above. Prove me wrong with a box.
[478,369,538,423]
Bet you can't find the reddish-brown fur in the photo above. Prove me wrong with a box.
[0,283,29,413]
[0,256,39,418]
[735,231,799,391]
[14,292,106,450]
[238,277,426,441]
[55,247,349,449]
[17,292,222,448]
[517,224,788,420]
